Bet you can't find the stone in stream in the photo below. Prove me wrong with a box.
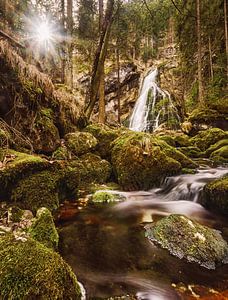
[202,176,228,214]
[145,214,228,269]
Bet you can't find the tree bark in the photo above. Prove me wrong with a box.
[208,36,213,81]
[196,0,204,105]
[61,0,66,84]
[85,0,115,119]
[224,0,228,83]
[67,0,73,88]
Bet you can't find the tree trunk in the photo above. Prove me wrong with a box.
[224,0,228,83]
[67,0,73,88]
[208,36,213,81]
[196,0,204,105]
[85,0,115,119]
[61,0,66,84]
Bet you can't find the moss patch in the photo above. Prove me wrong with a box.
[65,131,97,156]
[28,207,59,249]
[145,214,228,269]
[0,234,81,299]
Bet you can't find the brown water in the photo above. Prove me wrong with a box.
[58,167,228,299]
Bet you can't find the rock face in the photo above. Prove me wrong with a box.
[111,131,196,190]
[202,176,228,214]
[145,214,228,269]
[0,233,81,299]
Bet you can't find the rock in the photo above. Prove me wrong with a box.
[0,233,81,299]
[32,108,60,153]
[65,131,97,156]
[84,123,121,159]
[181,121,193,134]
[91,191,125,203]
[111,132,182,190]
[202,176,228,214]
[145,214,228,269]
[0,150,51,200]
[178,146,203,158]
[69,153,112,185]
[52,145,69,160]
[28,207,59,249]
[205,139,228,156]
[190,128,228,151]
[210,145,228,164]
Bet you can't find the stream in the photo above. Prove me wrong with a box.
[58,166,228,299]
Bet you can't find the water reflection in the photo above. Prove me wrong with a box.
[58,167,228,299]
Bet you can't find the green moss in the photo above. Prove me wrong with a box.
[173,134,192,147]
[158,135,175,147]
[8,206,24,223]
[11,170,60,213]
[91,191,116,203]
[188,108,222,124]
[0,234,81,299]
[190,128,228,151]
[52,146,70,160]
[210,145,228,163]
[202,176,228,214]
[0,150,50,200]
[181,168,197,174]
[28,207,59,249]
[145,214,228,269]
[84,123,121,159]
[178,146,203,158]
[65,131,97,156]
[111,132,182,190]
[206,139,228,156]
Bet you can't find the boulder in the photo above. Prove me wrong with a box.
[28,207,59,249]
[190,128,228,151]
[0,233,81,299]
[210,145,228,164]
[111,132,183,190]
[145,214,228,269]
[91,191,125,203]
[65,131,97,156]
[202,176,228,214]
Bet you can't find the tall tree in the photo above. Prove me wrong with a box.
[224,0,228,83]
[66,0,73,88]
[196,0,204,105]
[85,0,115,119]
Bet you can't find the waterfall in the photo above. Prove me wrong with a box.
[129,68,180,132]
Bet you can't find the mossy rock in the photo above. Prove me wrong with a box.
[145,214,228,269]
[28,207,59,249]
[91,191,125,203]
[178,146,203,158]
[210,145,228,163]
[206,139,228,156]
[0,129,10,147]
[65,131,97,156]
[173,134,192,147]
[84,123,121,159]
[188,108,222,124]
[0,234,81,299]
[0,150,51,200]
[69,153,112,186]
[190,128,228,151]
[111,132,182,190]
[11,170,60,213]
[158,135,175,147]
[202,176,228,214]
[52,146,69,160]
[33,108,60,153]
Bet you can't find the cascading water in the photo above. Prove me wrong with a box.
[129,68,180,132]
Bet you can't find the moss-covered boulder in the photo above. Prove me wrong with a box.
[145,214,228,269]
[11,170,60,213]
[188,108,223,125]
[210,145,228,163]
[202,176,228,214]
[178,146,203,158]
[28,207,59,249]
[158,135,176,147]
[65,131,97,156]
[0,150,51,200]
[33,108,60,153]
[91,191,125,203]
[111,132,183,190]
[52,145,69,160]
[0,234,81,299]
[205,139,228,156]
[84,123,121,159]
[190,128,228,151]
[69,153,112,186]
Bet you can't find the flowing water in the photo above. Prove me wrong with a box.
[129,68,180,132]
[58,167,228,299]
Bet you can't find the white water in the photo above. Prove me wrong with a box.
[129,68,179,132]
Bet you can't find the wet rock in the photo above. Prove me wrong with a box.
[145,214,228,269]
[190,128,228,151]
[91,191,126,203]
[178,146,203,158]
[111,132,182,190]
[0,233,81,299]
[65,131,98,156]
[210,145,228,164]
[202,176,228,214]
[28,207,59,249]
